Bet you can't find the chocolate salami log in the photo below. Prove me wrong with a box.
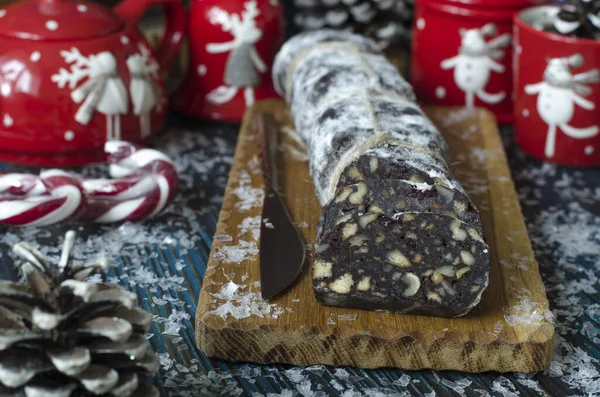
[272,30,490,317]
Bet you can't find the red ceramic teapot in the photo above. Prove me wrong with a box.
[0,0,185,166]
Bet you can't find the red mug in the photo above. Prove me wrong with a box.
[514,5,600,167]
[0,0,186,166]
[172,0,284,122]
[410,0,550,124]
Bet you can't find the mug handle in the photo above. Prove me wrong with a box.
[114,0,186,70]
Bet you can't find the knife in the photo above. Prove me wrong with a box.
[256,112,306,300]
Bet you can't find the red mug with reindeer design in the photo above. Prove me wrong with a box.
[0,0,185,166]
[514,6,600,166]
[172,0,284,122]
[411,0,550,124]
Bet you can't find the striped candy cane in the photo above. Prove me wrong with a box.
[0,141,178,226]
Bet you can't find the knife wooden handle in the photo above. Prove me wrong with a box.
[256,112,280,191]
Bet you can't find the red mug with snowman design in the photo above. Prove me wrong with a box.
[172,0,284,122]
[514,6,600,166]
[411,0,550,124]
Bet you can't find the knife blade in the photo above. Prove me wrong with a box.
[256,112,306,301]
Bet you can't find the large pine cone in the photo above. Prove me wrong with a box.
[0,232,159,397]
[291,0,414,49]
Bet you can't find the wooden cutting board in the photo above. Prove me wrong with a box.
[195,100,555,373]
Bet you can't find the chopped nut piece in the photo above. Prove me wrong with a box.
[349,183,368,204]
[316,243,329,253]
[410,175,425,183]
[413,253,423,263]
[437,266,456,277]
[468,228,483,241]
[387,250,412,268]
[431,271,444,285]
[427,291,442,302]
[357,276,371,291]
[329,273,354,294]
[369,157,378,172]
[335,213,353,225]
[453,201,467,216]
[346,166,362,180]
[450,219,467,241]
[375,233,385,243]
[359,213,379,228]
[314,260,333,279]
[342,223,358,239]
[335,187,352,203]
[456,267,471,279]
[402,273,420,297]
[349,235,369,247]
[470,285,480,293]
[368,205,383,213]
[460,250,475,266]
[403,213,415,221]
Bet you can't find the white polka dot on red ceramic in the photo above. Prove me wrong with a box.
[30,51,41,62]
[516,45,522,54]
[1,83,10,97]
[120,36,130,45]
[0,10,7,18]
[77,4,87,12]
[46,20,58,31]
[522,109,529,117]
[435,86,446,99]
[416,18,425,30]
[3,114,13,127]
[64,130,75,141]
[197,64,207,76]
[585,146,594,155]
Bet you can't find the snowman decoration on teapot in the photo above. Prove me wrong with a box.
[525,54,600,158]
[441,23,512,109]
[51,44,161,141]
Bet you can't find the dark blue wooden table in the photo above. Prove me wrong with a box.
[0,118,598,397]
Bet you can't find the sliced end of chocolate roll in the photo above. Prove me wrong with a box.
[314,190,490,317]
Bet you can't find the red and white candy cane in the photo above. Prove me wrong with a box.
[0,141,178,226]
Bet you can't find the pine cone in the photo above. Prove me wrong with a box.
[0,231,159,397]
[292,0,414,49]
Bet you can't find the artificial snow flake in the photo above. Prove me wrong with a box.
[233,170,265,211]
[503,296,554,327]
[206,281,289,321]
[214,240,259,263]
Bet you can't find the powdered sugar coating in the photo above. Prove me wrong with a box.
[272,30,383,96]
[306,93,449,202]
[273,30,457,205]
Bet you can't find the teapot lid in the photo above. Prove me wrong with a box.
[0,0,123,41]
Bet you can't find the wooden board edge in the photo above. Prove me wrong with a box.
[475,108,556,347]
[194,106,259,327]
[196,321,553,372]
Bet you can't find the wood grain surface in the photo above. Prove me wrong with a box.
[195,100,555,373]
